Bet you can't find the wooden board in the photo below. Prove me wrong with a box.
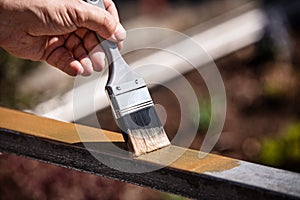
[0,107,299,200]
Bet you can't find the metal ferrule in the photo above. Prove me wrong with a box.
[106,78,154,119]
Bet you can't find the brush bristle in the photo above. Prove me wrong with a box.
[127,127,170,156]
[117,106,171,156]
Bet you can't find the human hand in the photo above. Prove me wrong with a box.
[0,0,126,76]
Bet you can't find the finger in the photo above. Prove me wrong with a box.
[64,33,81,52]
[103,0,119,22]
[42,36,65,61]
[46,47,84,76]
[80,57,93,76]
[81,31,99,52]
[108,23,126,42]
[90,44,106,72]
[75,1,117,39]
[102,0,126,42]
[82,31,106,72]
[73,44,93,76]
[74,28,88,39]
[63,31,93,75]
[43,36,84,76]
[117,41,124,50]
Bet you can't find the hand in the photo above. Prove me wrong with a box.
[0,0,126,76]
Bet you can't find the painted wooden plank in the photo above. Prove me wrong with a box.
[0,107,299,199]
[0,107,122,143]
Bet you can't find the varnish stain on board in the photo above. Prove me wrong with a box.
[0,107,239,174]
[0,107,123,144]
[137,145,239,173]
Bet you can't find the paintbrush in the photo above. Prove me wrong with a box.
[85,0,171,156]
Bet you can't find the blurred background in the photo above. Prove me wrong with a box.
[1,0,300,199]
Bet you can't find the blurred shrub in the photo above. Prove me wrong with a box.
[190,99,211,132]
[0,48,40,109]
[260,122,300,172]
[263,80,285,100]
[163,193,189,200]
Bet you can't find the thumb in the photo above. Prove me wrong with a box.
[74,1,118,39]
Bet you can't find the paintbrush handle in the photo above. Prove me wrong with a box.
[85,0,136,86]
[85,0,151,122]
[85,0,118,62]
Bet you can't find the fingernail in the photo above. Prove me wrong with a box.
[79,66,84,75]
[81,58,93,76]
[72,60,84,75]
[92,51,106,72]
[114,24,126,41]
[117,41,124,50]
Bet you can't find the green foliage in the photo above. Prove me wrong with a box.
[260,122,300,167]
[0,48,40,109]
[263,80,285,100]
[200,100,211,130]
[162,193,189,200]
[190,99,211,132]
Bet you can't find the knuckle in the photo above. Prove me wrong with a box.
[73,6,87,27]
[102,11,116,37]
